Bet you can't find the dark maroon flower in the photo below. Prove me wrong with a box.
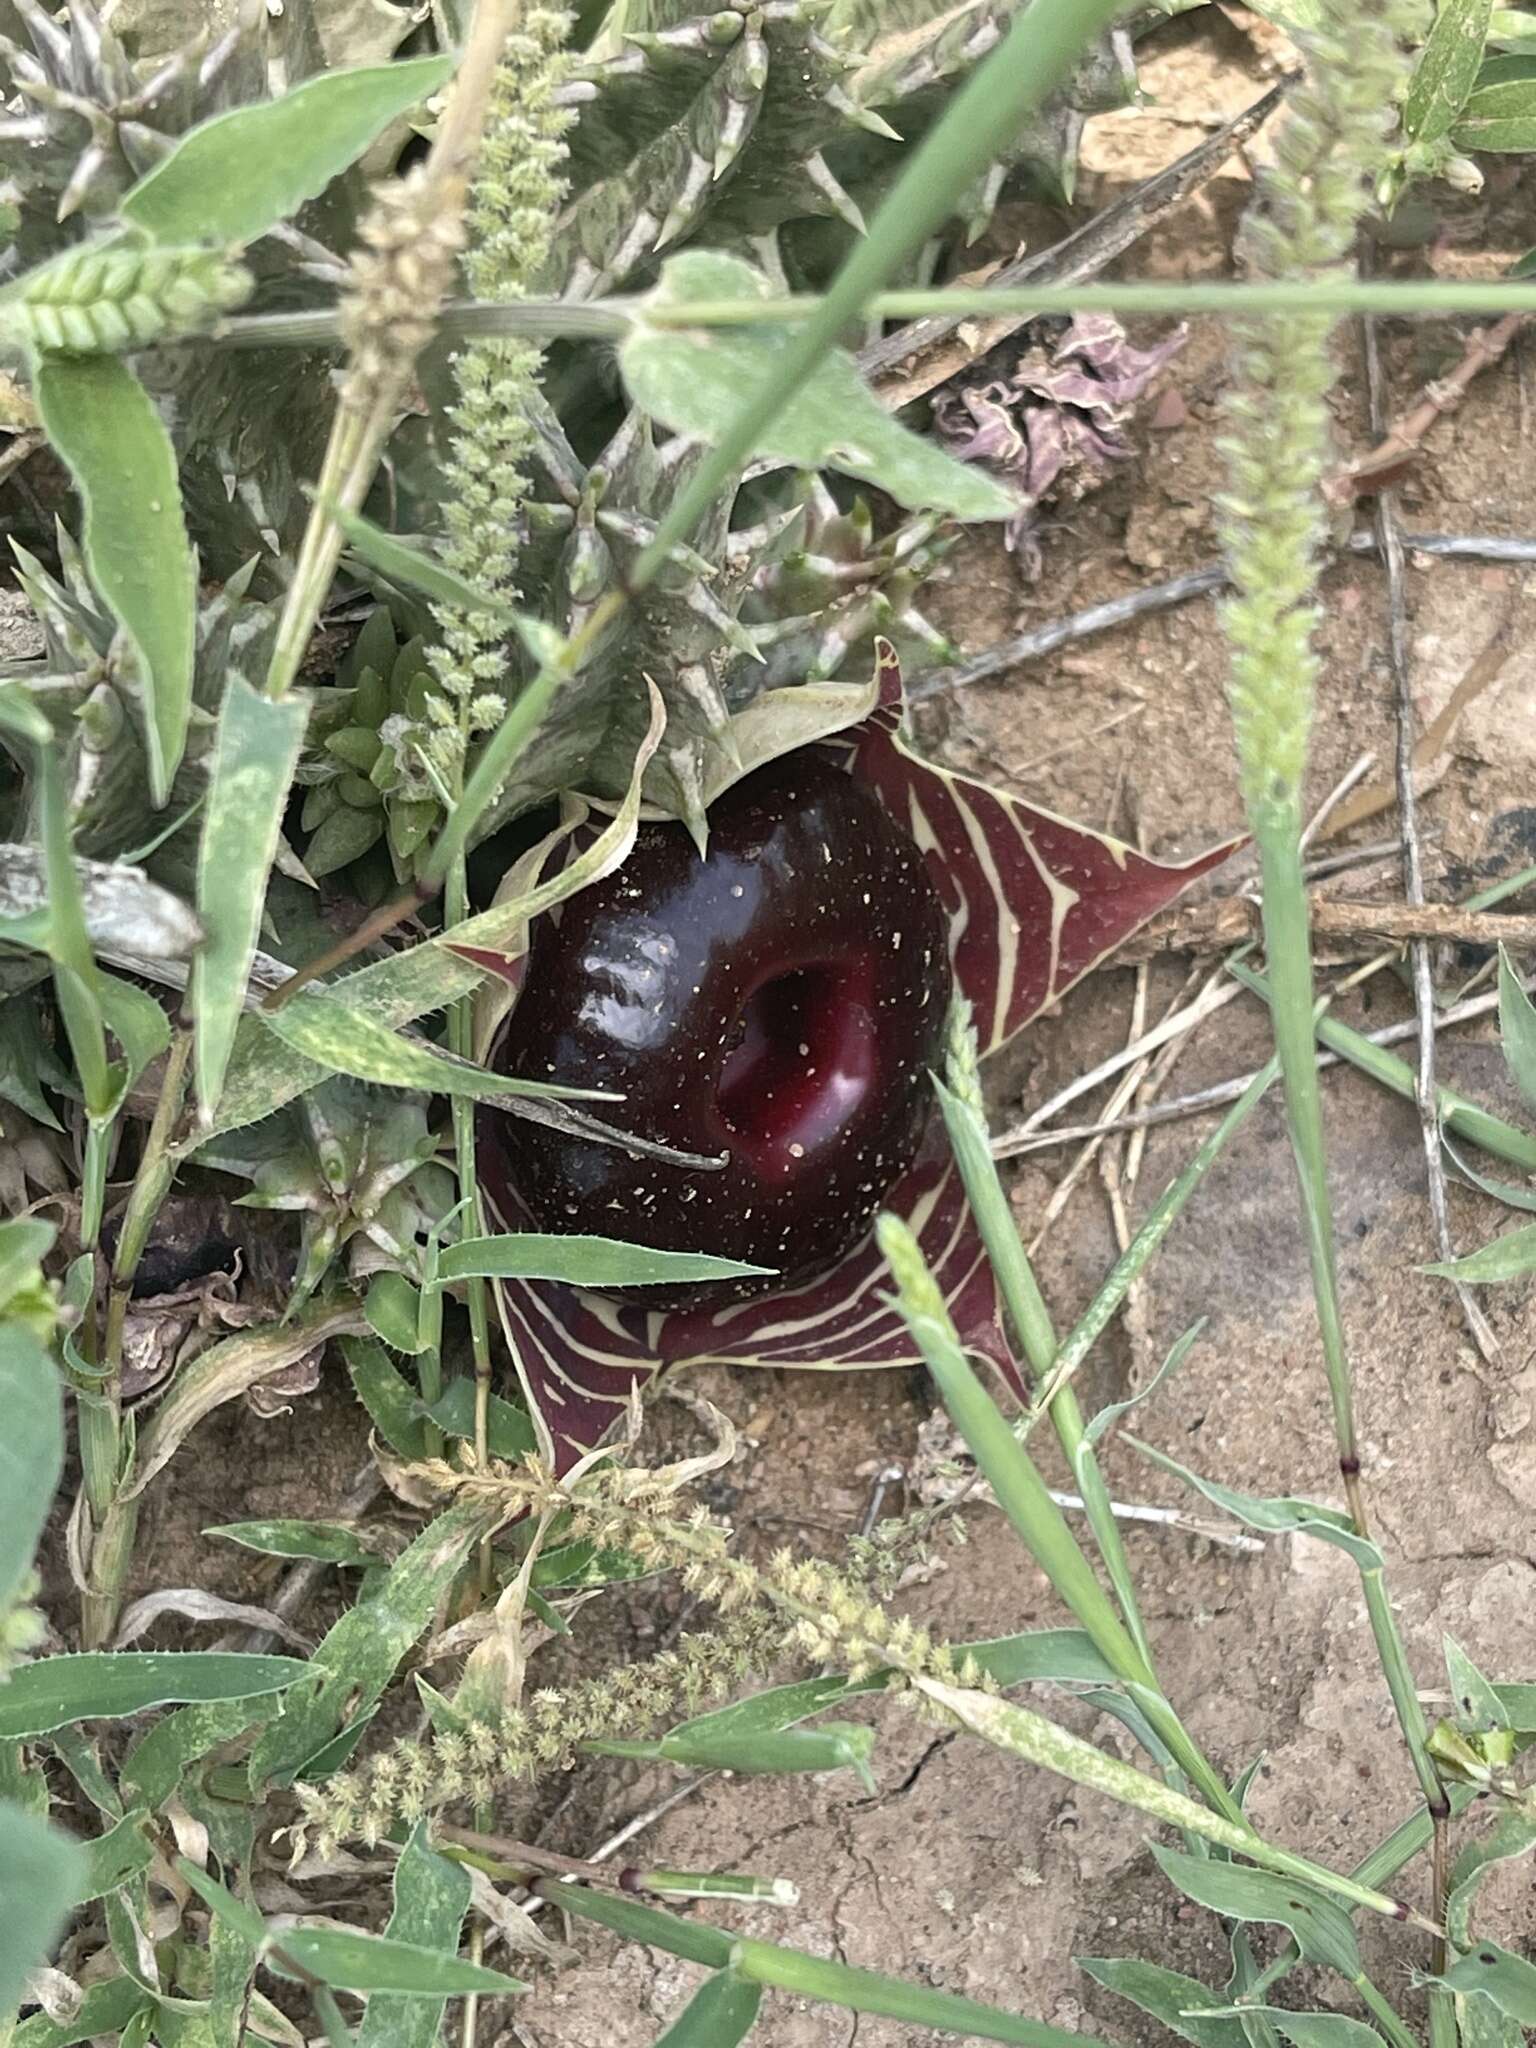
[463,643,1231,1470]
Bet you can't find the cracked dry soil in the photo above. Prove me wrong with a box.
[98,7,1536,2040]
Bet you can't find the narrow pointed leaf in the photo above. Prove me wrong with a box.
[36,745,110,1116]
[436,1233,771,1289]
[1453,74,1536,148]
[0,1652,312,1739]
[624,252,1017,521]
[1149,1847,1361,1976]
[247,1497,502,1791]
[329,499,522,623]
[1498,945,1536,1113]
[1078,1959,1249,2048]
[192,676,307,1119]
[0,1804,87,2018]
[343,1334,430,1460]
[32,355,193,804]
[1261,2015,1387,2048]
[178,1857,267,1946]
[358,1824,473,2048]
[652,1969,762,2047]
[121,56,455,247]
[1444,1635,1509,1734]
[204,1521,383,1567]
[1128,1438,1383,1568]
[1422,1224,1536,1285]
[267,1925,523,1996]
[731,1935,1110,2045]
[0,1327,62,1618]
[1404,0,1496,142]
[262,992,613,1101]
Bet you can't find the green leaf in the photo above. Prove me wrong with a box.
[1441,1942,1536,2023]
[1404,0,1496,142]
[261,992,609,1103]
[247,1497,500,1791]
[435,1233,773,1289]
[120,56,455,247]
[1445,1635,1509,1733]
[652,1969,762,2047]
[1261,2016,1386,2048]
[343,1334,430,1459]
[1084,1320,1206,1446]
[204,1520,382,1567]
[1127,1438,1383,1568]
[1452,72,1536,146]
[329,499,522,623]
[594,1722,877,1789]
[0,1652,312,1739]
[0,1803,88,2017]
[1498,945,1536,1113]
[178,1857,268,1946]
[9,1977,148,2046]
[31,355,194,806]
[357,1823,474,2048]
[0,1327,62,1618]
[97,974,171,1099]
[71,1808,153,1903]
[268,1925,524,1996]
[191,676,308,1119]
[732,1934,1107,2045]
[623,253,1017,523]
[120,1695,275,1811]
[1077,1960,1250,2048]
[540,1884,737,1969]
[0,1216,55,1309]
[1422,1224,1536,1284]
[1447,1813,1536,1951]
[365,1269,425,1354]
[35,745,110,1118]
[426,1378,535,1460]
[1149,1847,1362,1977]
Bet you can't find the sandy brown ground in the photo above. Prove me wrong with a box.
[81,5,1536,2041]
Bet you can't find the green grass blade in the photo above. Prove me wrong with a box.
[435,1234,771,1289]
[192,675,307,1121]
[874,1213,1145,1687]
[732,1936,1110,2047]
[31,354,194,804]
[36,744,110,1117]
[1229,961,1536,1172]
[0,1652,312,1739]
[650,1968,762,2047]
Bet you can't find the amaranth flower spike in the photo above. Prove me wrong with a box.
[467,643,1234,1468]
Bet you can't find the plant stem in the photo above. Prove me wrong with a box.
[446,850,496,1589]
[628,0,1126,590]
[1352,1971,1420,2048]
[1228,960,1536,1173]
[213,277,1536,354]
[311,1986,354,2048]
